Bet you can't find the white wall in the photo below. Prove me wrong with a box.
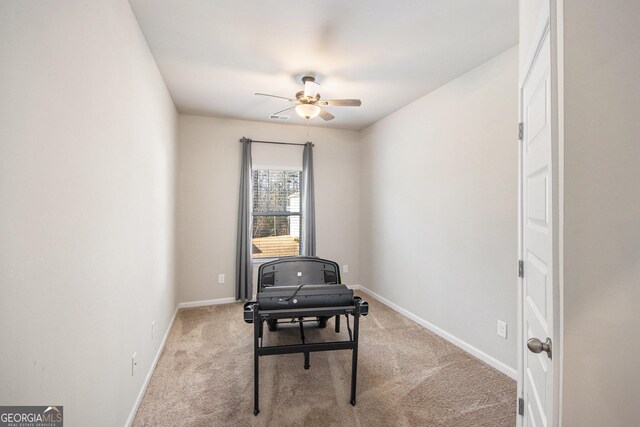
[176,115,361,303]
[561,1,640,425]
[359,47,519,372]
[0,1,177,425]
[519,0,547,67]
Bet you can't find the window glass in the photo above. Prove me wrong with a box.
[252,170,301,259]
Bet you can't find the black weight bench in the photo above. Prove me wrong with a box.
[243,256,369,416]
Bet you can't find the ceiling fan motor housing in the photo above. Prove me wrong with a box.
[296,91,320,104]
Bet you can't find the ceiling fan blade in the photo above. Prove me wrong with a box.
[319,109,335,121]
[318,99,361,107]
[255,93,295,101]
[272,106,295,116]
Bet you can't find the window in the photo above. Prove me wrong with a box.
[252,169,301,259]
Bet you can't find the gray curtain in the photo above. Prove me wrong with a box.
[236,138,253,300]
[301,142,316,256]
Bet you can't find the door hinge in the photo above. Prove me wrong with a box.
[518,260,524,278]
[518,122,524,141]
[518,397,525,416]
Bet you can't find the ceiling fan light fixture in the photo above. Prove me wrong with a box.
[295,103,321,119]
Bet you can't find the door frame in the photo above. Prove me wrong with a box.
[517,1,564,426]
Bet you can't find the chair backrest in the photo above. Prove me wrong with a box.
[257,256,341,292]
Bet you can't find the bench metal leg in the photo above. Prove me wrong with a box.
[254,314,261,416]
[350,313,360,406]
[299,320,310,369]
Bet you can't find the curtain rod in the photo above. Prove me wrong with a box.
[239,137,313,147]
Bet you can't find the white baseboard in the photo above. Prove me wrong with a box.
[347,284,361,290]
[125,306,179,427]
[358,286,517,380]
[178,296,237,308]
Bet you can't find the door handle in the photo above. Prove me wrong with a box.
[527,337,552,359]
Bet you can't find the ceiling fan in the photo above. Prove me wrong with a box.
[255,75,361,121]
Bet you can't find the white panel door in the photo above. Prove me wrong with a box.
[521,29,553,427]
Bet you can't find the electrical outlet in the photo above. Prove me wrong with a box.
[151,321,155,340]
[131,352,138,376]
[343,264,349,273]
[497,320,507,339]
[297,272,302,277]
[218,274,225,284]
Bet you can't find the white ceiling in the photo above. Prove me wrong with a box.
[129,0,518,130]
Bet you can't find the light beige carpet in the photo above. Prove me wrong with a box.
[133,293,516,426]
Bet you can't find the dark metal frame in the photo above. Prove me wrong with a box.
[248,300,366,416]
